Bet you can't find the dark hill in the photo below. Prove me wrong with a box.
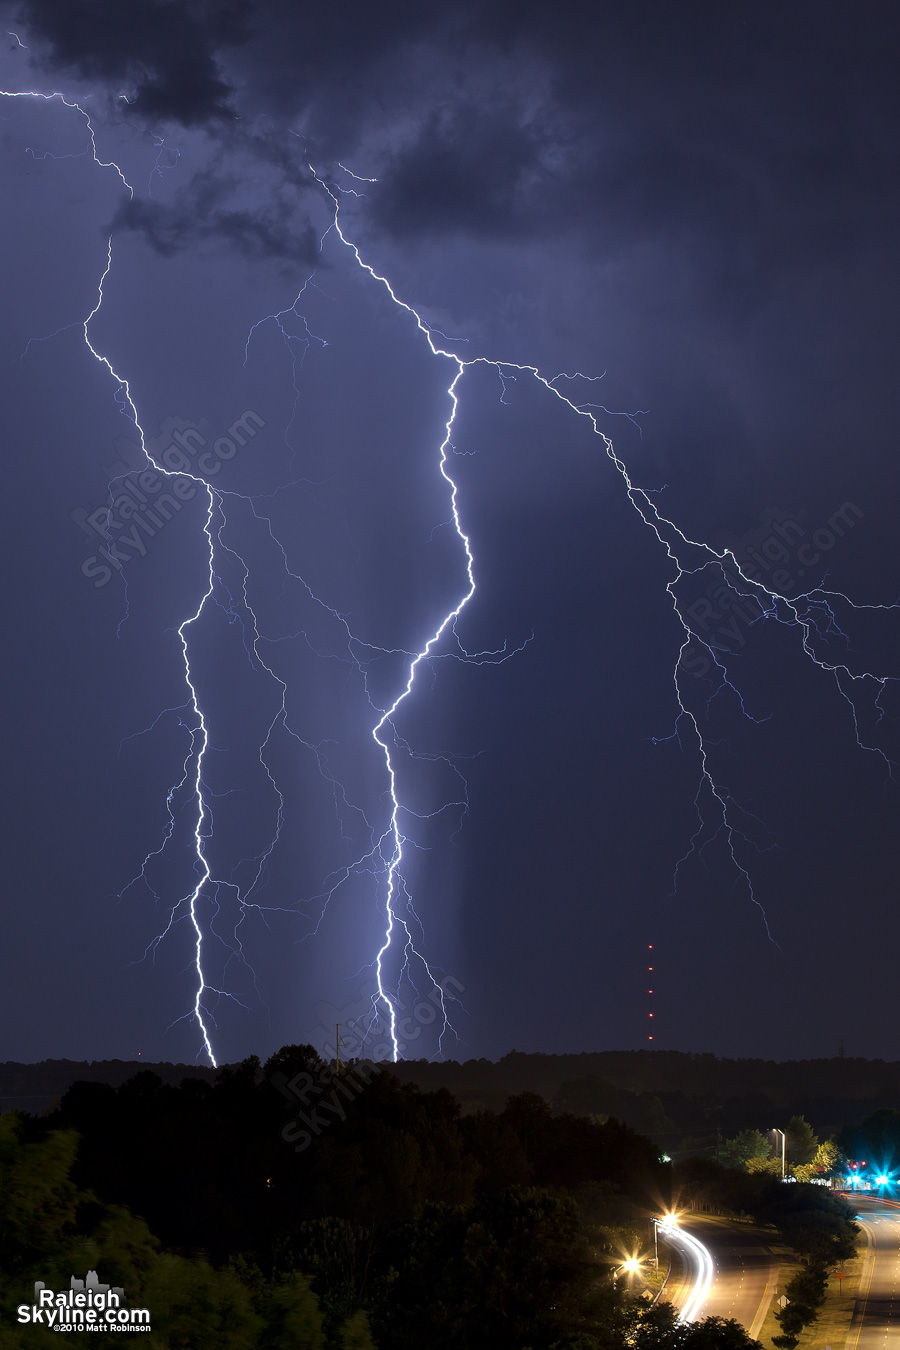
[383,1050,900,1142]
[0,1058,217,1115]
[4,1049,899,1143]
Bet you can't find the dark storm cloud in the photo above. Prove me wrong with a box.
[366,105,554,240]
[117,177,320,265]
[223,0,445,147]
[358,0,900,271]
[15,0,898,282]
[224,0,900,321]
[16,0,251,124]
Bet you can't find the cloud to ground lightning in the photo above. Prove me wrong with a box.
[4,80,899,1065]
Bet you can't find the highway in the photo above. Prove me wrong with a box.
[846,1194,900,1348]
[661,1216,777,1339]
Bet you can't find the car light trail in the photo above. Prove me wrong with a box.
[659,1221,715,1323]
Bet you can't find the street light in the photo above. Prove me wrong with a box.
[771,1128,786,1179]
[612,1257,643,1285]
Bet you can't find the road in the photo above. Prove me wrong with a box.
[661,1216,777,1339]
[846,1194,900,1348]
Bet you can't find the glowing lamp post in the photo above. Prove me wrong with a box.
[612,1257,643,1286]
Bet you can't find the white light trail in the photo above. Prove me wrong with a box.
[659,1221,715,1323]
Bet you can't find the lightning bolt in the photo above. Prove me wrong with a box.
[304,161,899,991]
[6,80,898,1065]
[5,86,239,1063]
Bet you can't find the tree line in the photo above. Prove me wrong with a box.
[0,1045,864,1348]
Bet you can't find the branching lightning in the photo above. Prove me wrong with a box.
[4,87,245,1063]
[305,164,899,977]
[6,80,899,1066]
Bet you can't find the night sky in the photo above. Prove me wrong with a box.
[1,1,899,1068]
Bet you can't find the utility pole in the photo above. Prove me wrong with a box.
[335,1023,345,1072]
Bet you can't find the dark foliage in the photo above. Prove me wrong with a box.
[10,1046,860,1347]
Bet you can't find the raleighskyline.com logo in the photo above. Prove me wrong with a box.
[17,1270,151,1332]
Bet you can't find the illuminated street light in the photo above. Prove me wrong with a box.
[771,1128,786,1179]
[612,1256,644,1283]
